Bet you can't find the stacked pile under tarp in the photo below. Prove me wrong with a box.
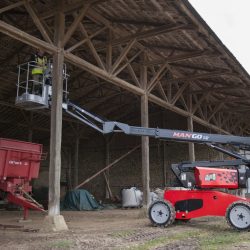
[62,189,103,211]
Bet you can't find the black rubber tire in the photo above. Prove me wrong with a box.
[226,201,250,231]
[148,200,176,227]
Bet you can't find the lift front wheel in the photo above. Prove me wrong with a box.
[226,201,250,231]
[148,200,175,227]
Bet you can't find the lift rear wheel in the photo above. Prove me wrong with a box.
[226,201,250,231]
[148,200,175,227]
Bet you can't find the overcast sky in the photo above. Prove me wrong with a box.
[189,0,250,74]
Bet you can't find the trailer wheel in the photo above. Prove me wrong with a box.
[226,201,250,231]
[148,200,175,227]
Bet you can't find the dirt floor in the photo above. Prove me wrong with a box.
[0,209,250,250]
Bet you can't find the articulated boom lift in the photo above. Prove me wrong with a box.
[15,61,250,230]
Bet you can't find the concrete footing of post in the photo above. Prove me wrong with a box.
[42,215,68,232]
[137,206,149,219]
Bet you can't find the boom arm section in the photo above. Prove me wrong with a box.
[66,101,250,148]
[15,62,250,149]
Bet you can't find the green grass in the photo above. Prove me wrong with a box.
[110,229,136,238]
[130,236,173,250]
[200,231,250,250]
[49,240,73,249]
[129,230,201,250]
[128,223,250,250]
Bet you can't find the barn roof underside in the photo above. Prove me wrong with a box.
[0,0,249,143]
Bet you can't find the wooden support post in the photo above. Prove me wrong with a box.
[141,95,150,207]
[67,148,72,190]
[141,53,150,208]
[187,116,195,162]
[74,135,79,187]
[45,0,68,231]
[162,113,167,186]
[163,142,167,186]
[188,94,195,162]
[48,1,65,217]
[28,129,33,142]
[105,137,110,199]
[103,172,113,199]
[219,152,224,160]
[28,112,33,142]
[106,29,112,73]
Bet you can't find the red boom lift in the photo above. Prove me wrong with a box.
[14,61,250,230]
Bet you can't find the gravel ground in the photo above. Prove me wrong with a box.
[0,209,249,250]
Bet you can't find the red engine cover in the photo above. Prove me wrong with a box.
[194,167,238,189]
[164,189,249,220]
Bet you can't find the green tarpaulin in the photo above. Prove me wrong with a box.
[61,189,103,211]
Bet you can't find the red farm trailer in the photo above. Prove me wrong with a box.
[0,138,45,219]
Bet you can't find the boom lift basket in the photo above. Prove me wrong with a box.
[15,60,69,110]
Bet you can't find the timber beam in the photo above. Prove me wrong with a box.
[0,20,57,53]
[0,20,236,134]
[191,86,250,94]
[111,18,166,27]
[99,24,193,48]
[168,70,234,83]
[148,94,230,134]
[0,1,26,14]
[144,50,215,66]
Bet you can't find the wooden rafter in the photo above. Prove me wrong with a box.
[111,39,136,74]
[0,1,26,14]
[192,86,250,94]
[157,83,168,102]
[77,21,106,70]
[207,102,224,122]
[0,0,248,135]
[148,63,168,99]
[106,28,112,72]
[149,93,229,134]
[110,18,166,27]
[63,4,90,46]
[106,24,192,47]
[144,44,197,53]
[171,81,189,105]
[24,1,52,44]
[147,63,167,93]
[192,94,206,120]
[144,50,215,66]
[85,7,210,115]
[192,92,210,114]
[65,52,144,95]
[66,26,107,53]
[168,70,234,83]
[40,0,104,20]
[113,49,143,76]
[0,20,57,53]
[127,63,141,88]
